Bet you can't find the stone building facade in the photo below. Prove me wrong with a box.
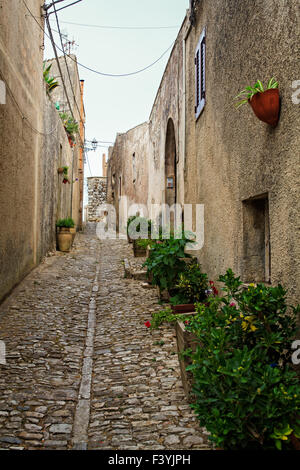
[87,177,107,222]
[107,0,300,306]
[44,55,86,230]
[0,1,85,302]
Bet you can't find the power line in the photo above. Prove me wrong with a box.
[52,2,85,134]
[50,19,180,30]
[23,0,176,78]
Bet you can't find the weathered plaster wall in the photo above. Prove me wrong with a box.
[39,91,74,258]
[45,55,85,229]
[87,177,107,222]
[0,1,81,302]
[185,0,300,304]
[0,0,45,301]
[107,122,149,231]
[148,21,187,212]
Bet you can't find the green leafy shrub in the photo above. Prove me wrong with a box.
[143,233,194,292]
[56,217,75,228]
[150,307,192,330]
[186,269,300,450]
[174,258,208,304]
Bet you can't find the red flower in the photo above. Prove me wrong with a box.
[212,286,218,296]
[184,321,190,325]
[144,321,151,328]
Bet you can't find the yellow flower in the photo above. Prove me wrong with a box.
[250,324,258,332]
[249,283,255,287]
[242,321,248,331]
[257,388,261,394]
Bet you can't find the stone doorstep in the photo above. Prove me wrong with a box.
[123,259,148,281]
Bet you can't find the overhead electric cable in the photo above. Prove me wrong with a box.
[50,19,180,30]
[53,2,85,133]
[23,0,176,78]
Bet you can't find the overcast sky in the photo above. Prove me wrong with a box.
[44,0,189,181]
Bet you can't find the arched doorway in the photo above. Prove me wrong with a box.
[165,118,177,212]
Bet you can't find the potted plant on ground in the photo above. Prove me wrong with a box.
[127,217,152,257]
[56,217,75,252]
[234,77,280,127]
[170,258,208,313]
[143,231,194,300]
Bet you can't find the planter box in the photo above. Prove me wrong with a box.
[172,304,195,314]
[133,240,147,257]
[175,313,198,399]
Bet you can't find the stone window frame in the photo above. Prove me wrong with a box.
[195,27,206,120]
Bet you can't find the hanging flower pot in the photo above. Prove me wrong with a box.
[68,135,74,148]
[249,88,280,127]
[63,178,70,184]
[57,167,64,174]
[234,78,280,127]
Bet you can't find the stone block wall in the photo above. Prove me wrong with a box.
[87,177,107,222]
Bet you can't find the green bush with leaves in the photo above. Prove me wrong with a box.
[143,232,194,292]
[56,217,75,228]
[234,77,279,109]
[185,269,300,450]
[150,307,192,330]
[174,258,208,304]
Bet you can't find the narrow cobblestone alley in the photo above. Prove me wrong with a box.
[0,227,209,451]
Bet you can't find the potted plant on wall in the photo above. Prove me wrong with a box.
[43,63,59,95]
[234,77,280,127]
[59,112,79,148]
[58,165,68,175]
[56,217,75,252]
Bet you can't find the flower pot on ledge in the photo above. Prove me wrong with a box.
[249,88,280,127]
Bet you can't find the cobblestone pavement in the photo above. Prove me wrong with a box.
[0,227,210,450]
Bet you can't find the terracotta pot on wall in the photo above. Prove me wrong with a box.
[249,88,280,127]
[57,167,64,174]
[57,228,73,252]
[68,135,74,148]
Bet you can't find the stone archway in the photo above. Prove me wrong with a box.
[165,118,177,211]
